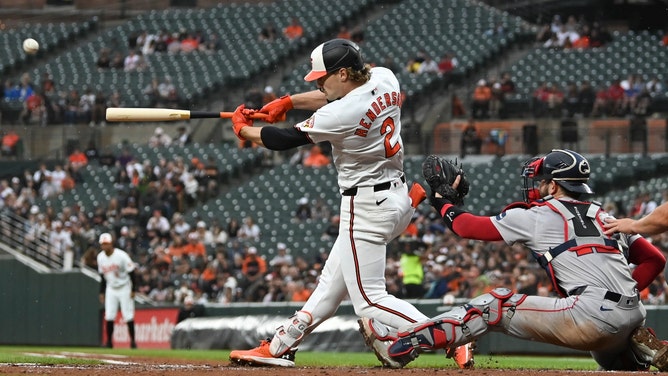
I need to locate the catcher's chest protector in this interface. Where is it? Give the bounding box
[533,198,622,295]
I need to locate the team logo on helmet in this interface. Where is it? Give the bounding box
[578,160,590,175]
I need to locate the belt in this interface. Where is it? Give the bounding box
[568,286,622,303]
[342,176,406,196]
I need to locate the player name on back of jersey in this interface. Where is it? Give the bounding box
[356,90,402,136]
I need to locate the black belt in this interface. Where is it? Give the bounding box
[568,286,622,303]
[342,176,406,196]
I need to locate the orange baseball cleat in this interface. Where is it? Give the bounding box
[447,341,475,369]
[229,338,296,367]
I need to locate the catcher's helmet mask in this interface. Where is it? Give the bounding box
[522,149,593,202]
[304,38,364,81]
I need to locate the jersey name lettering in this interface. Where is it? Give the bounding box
[356,91,402,135]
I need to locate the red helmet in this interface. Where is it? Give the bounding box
[521,149,593,202]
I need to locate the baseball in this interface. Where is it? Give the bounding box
[23,38,39,54]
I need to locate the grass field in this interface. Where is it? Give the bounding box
[0,346,599,370]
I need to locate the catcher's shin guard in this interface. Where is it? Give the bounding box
[389,288,523,359]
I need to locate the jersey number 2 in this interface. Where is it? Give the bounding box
[381,117,401,158]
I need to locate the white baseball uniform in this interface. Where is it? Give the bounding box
[293,67,428,331]
[98,247,136,322]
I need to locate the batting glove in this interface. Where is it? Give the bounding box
[259,95,293,123]
[232,104,253,141]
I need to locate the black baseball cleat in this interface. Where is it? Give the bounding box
[104,342,113,348]
[131,341,137,349]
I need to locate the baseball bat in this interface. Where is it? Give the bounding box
[105,107,268,122]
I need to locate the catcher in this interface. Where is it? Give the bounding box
[360,149,668,371]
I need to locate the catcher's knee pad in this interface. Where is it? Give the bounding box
[270,310,312,356]
[468,287,525,326]
[389,288,525,357]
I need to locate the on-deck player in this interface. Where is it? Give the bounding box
[228,38,433,368]
[361,149,668,371]
[97,232,138,349]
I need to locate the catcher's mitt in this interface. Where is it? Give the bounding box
[422,155,470,206]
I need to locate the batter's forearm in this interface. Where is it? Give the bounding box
[239,126,265,147]
[290,90,328,111]
[632,203,668,235]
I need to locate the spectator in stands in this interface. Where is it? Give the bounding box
[175,125,192,147]
[96,48,112,70]
[563,81,580,117]
[50,164,66,195]
[67,147,88,182]
[535,23,554,44]
[3,79,20,100]
[157,76,176,107]
[259,22,277,42]
[146,208,171,246]
[239,246,267,300]
[226,217,241,239]
[270,242,294,267]
[459,118,482,158]
[167,32,182,53]
[238,216,260,242]
[287,280,312,302]
[336,25,352,40]
[303,144,331,167]
[577,80,596,117]
[471,79,491,119]
[294,196,312,221]
[91,90,107,126]
[79,88,95,125]
[176,295,205,323]
[203,33,222,51]
[182,231,206,260]
[107,89,125,108]
[148,127,172,147]
[590,22,612,47]
[154,29,170,53]
[1,130,21,158]
[143,77,160,107]
[533,82,563,117]
[109,51,124,69]
[195,220,214,248]
[437,53,458,74]
[180,33,200,53]
[20,91,44,126]
[123,49,142,72]
[63,89,80,124]
[350,27,365,44]
[283,18,304,41]
[417,54,439,74]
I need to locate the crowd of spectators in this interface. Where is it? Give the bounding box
[404,50,459,76]
[1,138,667,308]
[531,73,666,119]
[535,14,613,50]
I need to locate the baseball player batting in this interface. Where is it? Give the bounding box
[97,233,138,349]
[228,38,455,368]
[360,149,668,371]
